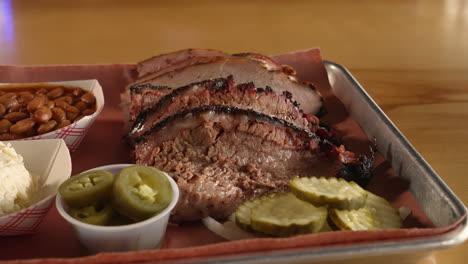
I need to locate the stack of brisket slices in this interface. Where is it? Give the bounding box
[124,49,373,223]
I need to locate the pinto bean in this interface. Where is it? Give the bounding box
[18,92,34,104]
[0,98,19,110]
[27,95,46,112]
[36,88,48,94]
[66,111,80,122]
[37,120,57,135]
[55,100,69,110]
[10,118,35,135]
[74,101,88,111]
[81,92,96,105]
[4,112,29,123]
[65,104,80,114]
[0,132,21,140]
[55,96,73,105]
[46,100,55,108]
[34,106,53,123]
[51,107,66,122]
[24,127,36,137]
[72,87,83,97]
[8,103,22,113]
[57,120,71,129]
[47,87,64,99]
[0,104,6,118]
[75,115,85,122]
[0,93,17,100]
[0,119,13,133]
[82,109,95,116]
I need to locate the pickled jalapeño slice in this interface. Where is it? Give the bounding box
[59,170,114,207]
[113,165,172,221]
[69,204,114,226]
[250,192,327,237]
[290,176,368,210]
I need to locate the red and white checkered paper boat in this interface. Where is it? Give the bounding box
[0,80,104,152]
[0,139,71,236]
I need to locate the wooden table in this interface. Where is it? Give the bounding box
[1,0,466,263]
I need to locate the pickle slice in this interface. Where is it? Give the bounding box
[329,208,375,230]
[235,197,264,232]
[69,204,114,226]
[113,165,172,221]
[290,176,368,210]
[364,192,402,229]
[250,192,327,237]
[330,191,402,230]
[59,170,114,207]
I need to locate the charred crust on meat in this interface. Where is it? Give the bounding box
[129,77,233,136]
[281,65,297,76]
[304,81,317,91]
[282,90,293,99]
[135,105,320,143]
[129,84,172,95]
[255,86,272,93]
[236,82,256,92]
[212,75,233,91]
[231,53,249,57]
[129,77,314,140]
[315,106,327,118]
[337,142,376,188]
[281,90,301,108]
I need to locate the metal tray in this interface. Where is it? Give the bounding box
[158,61,467,264]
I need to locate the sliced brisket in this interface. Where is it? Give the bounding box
[128,76,320,140]
[128,56,323,116]
[137,48,228,78]
[133,105,372,222]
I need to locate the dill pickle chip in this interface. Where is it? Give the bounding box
[330,191,402,231]
[290,176,368,210]
[250,192,327,237]
[364,192,402,229]
[235,197,264,232]
[329,208,375,230]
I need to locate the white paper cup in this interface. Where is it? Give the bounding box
[55,164,179,253]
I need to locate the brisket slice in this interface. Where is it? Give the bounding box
[132,52,284,87]
[128,76,321,140]
[128,56,323,116]
[137,48,228,78]
[123,56,227,121]
[133,105,373,222]
[125,53,286,111]
[134,56,226,86]
[127,84,172,121]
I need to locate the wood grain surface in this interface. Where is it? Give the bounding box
[0,0,466,263]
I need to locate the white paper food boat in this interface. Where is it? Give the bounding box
[0,139,71,236]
